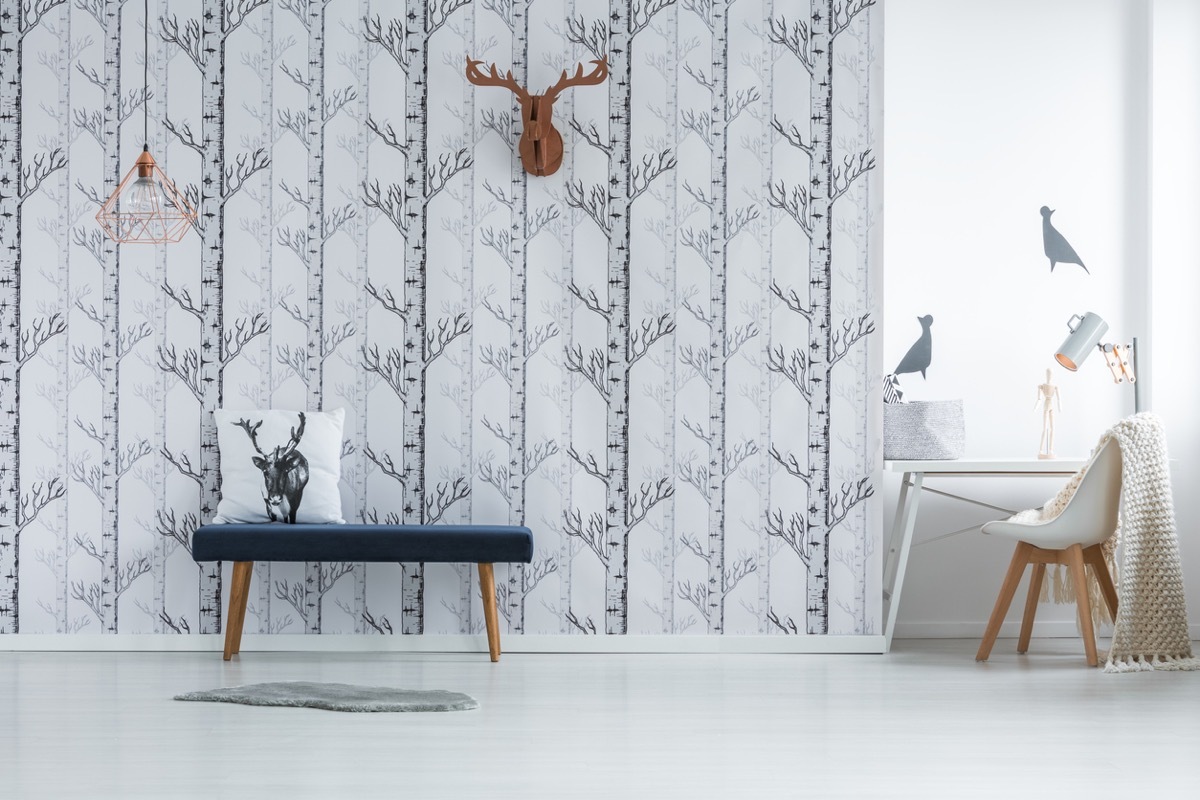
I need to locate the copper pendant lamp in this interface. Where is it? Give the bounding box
[96,0,196,244]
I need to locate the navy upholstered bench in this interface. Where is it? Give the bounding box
[191,523,534,662]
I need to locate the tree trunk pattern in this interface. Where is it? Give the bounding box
[756,0,776,635]
[255,0,276,632]
[0,0,24,635]
[806,2,834,635]
[455,0,477,635]
[158,0,272,634]
[303,0,326,412]
[554,0,578,635]
[54,0,76,633]
[850,10,875,634]
[704,0,730,634]
[805,0,875,633]
[351,0,371,633]
[658,1,680,635]
[562,0,676,635]
[195,1,226,634]
[97,0,124,636]
[153,231,172,633]
[152,3,172,633]
[504,0,530,635]
[400,4,430,635]
[302,0,328,635]
[602,2,634,636]
[0,0,72,633]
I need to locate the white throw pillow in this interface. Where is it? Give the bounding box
[213,408,346,525]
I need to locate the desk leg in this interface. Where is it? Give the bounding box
[883,472,923,653]
[882,474,912,600]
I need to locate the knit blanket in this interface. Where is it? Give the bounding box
[1007,414,1198,672]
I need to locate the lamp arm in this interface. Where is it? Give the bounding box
[1132,337,1141,414]
[1100,339,1142,413]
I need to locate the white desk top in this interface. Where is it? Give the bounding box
[883,458,1088,475]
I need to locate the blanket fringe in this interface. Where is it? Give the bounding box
[1104,653,1200,673]
[1045,560,1116,629]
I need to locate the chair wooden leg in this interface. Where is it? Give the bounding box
[1084,545,1119,620]
[231,561,253,655]
[977,542,1031,662]
[1066,544,1098,667]
[478,563,501,663]
[1017,562,1045,655]
[223,561,253,661]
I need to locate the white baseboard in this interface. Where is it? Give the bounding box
[7,627,1197,651]
[894,621,1200,639]
[0,633,887,655]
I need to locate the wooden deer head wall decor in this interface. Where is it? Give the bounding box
[466,56,609,177]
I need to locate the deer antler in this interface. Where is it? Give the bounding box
[543,57,609,101]
[233,418,266,456]
[465,57,531,103]
[280,412,306,456]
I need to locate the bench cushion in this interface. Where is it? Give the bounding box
[191,524,533,564]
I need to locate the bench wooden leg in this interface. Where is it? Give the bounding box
[232,561,253,655]
[478,563,501,662]
[223,561,253,661]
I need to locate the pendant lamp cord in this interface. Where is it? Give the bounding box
[143,0,149,150]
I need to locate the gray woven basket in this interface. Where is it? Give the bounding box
[883,400,965,460]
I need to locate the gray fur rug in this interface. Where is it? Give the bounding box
[174,681,478,712]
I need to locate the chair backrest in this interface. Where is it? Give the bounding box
[1051,438,1123,548]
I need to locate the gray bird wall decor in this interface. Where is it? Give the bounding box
[884,315,933,403]
[895,315,933,378]
[1040,206,1089,273]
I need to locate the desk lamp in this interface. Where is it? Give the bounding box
[1054,311,1140,412]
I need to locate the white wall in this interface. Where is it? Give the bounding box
[884,0,1199,637]
[1149,0,1200,634]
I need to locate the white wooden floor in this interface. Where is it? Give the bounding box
[2,639,1197,799]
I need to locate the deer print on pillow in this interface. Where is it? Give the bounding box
[232,413,310,524]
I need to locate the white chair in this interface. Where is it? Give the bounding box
[975,440,1122,666]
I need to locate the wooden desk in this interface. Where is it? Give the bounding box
[881,459,1087,652]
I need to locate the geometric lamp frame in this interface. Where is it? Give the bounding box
[96,148,197,244]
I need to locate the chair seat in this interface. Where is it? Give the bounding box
[981,440,1121,550]
[981,518,1108,549]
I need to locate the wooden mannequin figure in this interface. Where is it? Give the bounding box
[1035,367,1062,459]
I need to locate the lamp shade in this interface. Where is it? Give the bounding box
[96,149,197,244]
[1055,312,1109,371]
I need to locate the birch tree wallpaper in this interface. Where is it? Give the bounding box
[0,0,881,638]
